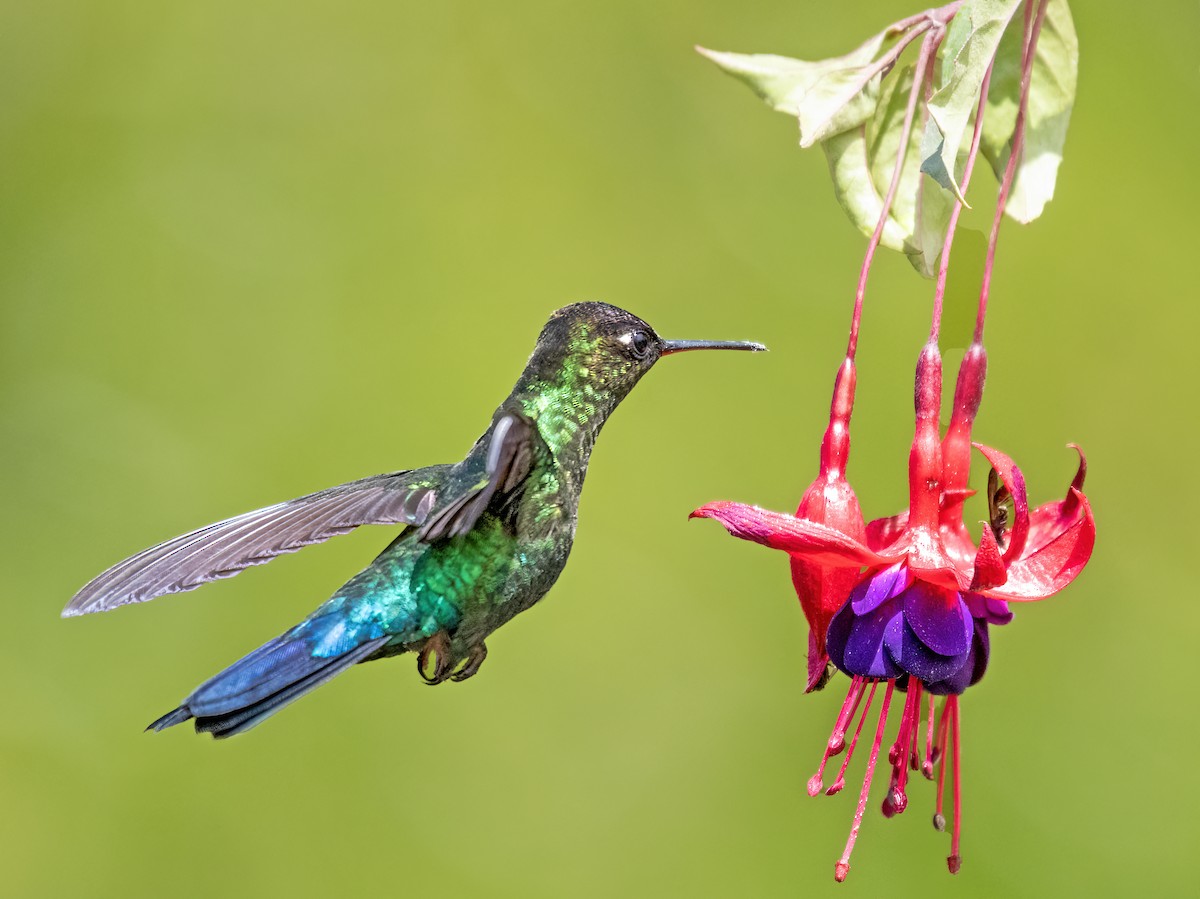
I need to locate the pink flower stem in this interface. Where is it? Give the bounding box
[825,21,950,486]
[928,61,994,343]
[846,1,961,112]
[834,680,895,882]
[823,4,963,484]
[889,2,963,38]
[936,0,1039,508]
[900,27,962,530]
[930,60,994,512]
[974,0,1050,344]
[845,29,940,361]
[851,22,931,103]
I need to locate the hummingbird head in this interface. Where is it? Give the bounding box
[528,301,764,401]
[513,302,764,452]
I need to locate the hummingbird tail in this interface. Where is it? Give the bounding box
[148,632,390,738]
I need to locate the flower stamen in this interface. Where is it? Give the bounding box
[923,690,937,779]
[827,680,877,796]
[809,675,866,795]
[933,697,950,831]
[948,695,964,874]
[834,680,895,882]
[909,687,924,773]
[883,681,922,817]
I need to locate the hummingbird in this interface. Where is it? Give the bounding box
[65,302,764,737]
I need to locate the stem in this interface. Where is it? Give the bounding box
[821,2,966,489]
[929,61,994,343]
[889,1,963,36]
[846,28,940,360]
[856,21,931,93]
[846,0,964,109]
[975,0,1050,343]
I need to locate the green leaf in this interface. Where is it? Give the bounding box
[919,0,1023,202]
[697,27,900,147]
[822,65,954,277]
[913,157,956,276]
[823,129,908,254]
[981,0,1078,223]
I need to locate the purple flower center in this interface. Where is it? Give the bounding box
[826,564,1009,695]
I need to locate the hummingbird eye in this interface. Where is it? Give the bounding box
[624,329,652,359]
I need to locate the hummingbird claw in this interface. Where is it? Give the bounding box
[450,643,488,682]
[417,632,453,685]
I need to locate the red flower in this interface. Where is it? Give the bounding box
[789,357,867,692]
[693,346,1094,606]
[691,342,1095,878]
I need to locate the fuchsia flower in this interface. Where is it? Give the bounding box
[693,342,1094,878]
[691,0,1095,879]
[788,357,866,692]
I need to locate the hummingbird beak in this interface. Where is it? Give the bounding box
[659,339,767,356]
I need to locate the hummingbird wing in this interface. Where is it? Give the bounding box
[417,410,538,542]
[63,466,451,617]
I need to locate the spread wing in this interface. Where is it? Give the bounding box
[417,411,538,542]
[64,466,451,617]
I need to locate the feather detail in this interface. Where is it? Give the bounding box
[417,411,536,542]
[148,634,389,738]
[65,468,448,616]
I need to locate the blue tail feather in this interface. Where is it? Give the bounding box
[149,627,390,738]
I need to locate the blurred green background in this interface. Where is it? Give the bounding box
[2,1,1195,895]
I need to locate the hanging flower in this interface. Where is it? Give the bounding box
[692,343,1095,878]
[693,0,1092,879]
[789,357,867,692]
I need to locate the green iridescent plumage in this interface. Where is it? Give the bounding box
[65,303,763,737]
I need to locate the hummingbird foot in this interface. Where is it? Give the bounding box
[450,642,488,682]
[416,632,453,685]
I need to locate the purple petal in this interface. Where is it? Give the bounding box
[925,622,991,696]
[968,620,991,687]
[825,598,855,675]
[985,597,1013,626]
[883,616,970,684]
[964,592,1014,626]
[850,562,910,615]
[842,599,903,679]
[903,583,972,656]
[926,648,974,694]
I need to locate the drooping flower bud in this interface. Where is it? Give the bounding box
[790,357,866,691]
[908,343,944,531]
